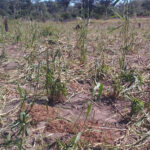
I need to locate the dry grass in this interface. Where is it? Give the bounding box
[0,18,150,149]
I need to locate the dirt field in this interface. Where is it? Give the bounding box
[0,18,150,149]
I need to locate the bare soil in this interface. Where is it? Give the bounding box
[0,20,150,149]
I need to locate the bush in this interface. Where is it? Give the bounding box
[41,25,59,38]
[60,12,71,21]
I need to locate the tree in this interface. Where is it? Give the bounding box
[57,0,71,11]
[82,0,94,18]
[142,0,150,11]
[92,3,106,19]
[0,0,9,16]
[9,0,20,18]
[100,0,114,18]
[73,0,95,18]
[19,0,32,16]
[30,1,49,20]
[45,1,58,14]
[0,0,150,20]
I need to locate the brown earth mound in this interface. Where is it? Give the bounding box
[30,103,123,145]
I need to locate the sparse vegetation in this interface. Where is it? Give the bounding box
[0,0,150,150]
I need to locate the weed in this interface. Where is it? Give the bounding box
[41,26,54,37]
[76,21,88,64]
[96,40,106,54]
[57,132,82,150]
[45,49,67,104]
[0,24,5,43]
[112,77,122,99]
[5,85,31,150]
[127,95,145,116]
[45,68,67,104]
[14,23,22,44]
[95,55,109,80]
[41,25,59,40]
[0,47,6,60]
[12,111,31,150]
[92,82,103,101]
[120,69,135,83]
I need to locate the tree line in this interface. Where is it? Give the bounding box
[0,0,150,21]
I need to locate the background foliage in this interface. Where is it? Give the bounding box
[0,0,150,21]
